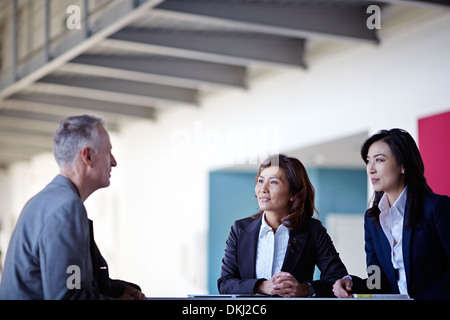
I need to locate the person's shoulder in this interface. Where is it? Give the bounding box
[40,184,83,212]
[23,177,85,223]
[363,208,378,225]
[422,192,450,216]
[294,217,327,237]
[224,216,259,241]
[233,215,258,228]
[423,192,449,204]
[229,215,261,234]
[43,175,78,196]
[301,216,323,229]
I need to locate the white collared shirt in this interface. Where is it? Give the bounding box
[379,186,408,295]
[255,212,290,280]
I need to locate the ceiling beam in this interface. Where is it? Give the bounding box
[0,152,33,167]
[0,143,51,160]
[0,130,53,150]
[108,28,306,68]
[0,108,120,139]
[5,93,156,121]
[0,115,59,134]
[377,0,450,7]
[0,0,165,99]
[65,54,247,89]
[153,0,379,42]
[34,74,198,108]
[0,107,68,122]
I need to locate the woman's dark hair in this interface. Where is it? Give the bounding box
[252,154,318,229]
[361,128,432,227]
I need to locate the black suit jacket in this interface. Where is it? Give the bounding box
[217,215,348,297]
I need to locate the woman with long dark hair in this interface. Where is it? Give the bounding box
[333,128,450,299]
[218,154,348,297]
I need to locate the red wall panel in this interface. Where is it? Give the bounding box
[418,110,450,196]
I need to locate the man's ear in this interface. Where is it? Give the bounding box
[80,147,94,167]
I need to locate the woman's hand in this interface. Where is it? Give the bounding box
[118,285,146,300]
[255,272,309,297]
[333,277,353,298]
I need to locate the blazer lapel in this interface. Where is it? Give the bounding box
[281,228,308,273]
[238,215,261,279]
[402,203,412,289]
[371,220,398,288]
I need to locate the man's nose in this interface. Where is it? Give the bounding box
[111,154,117,167]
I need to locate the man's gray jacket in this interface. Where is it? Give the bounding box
[0,175,138,299]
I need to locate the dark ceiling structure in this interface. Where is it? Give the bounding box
[0,0,448,168]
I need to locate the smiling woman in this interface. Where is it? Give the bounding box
[217,154,349,298]
[252,154,317,230]
[255,166,292,227]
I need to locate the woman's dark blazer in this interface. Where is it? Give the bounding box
[357,192,450,300]
[217,214,348,297]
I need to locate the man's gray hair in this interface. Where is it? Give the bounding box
[53,115,105,166]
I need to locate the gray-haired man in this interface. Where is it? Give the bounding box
[0,115,145,299]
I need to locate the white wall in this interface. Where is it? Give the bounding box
[326,214,366,278]
[1,7,449,296]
